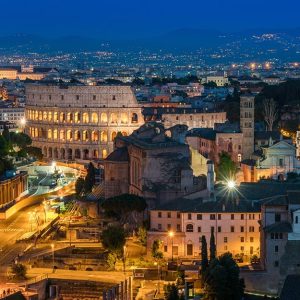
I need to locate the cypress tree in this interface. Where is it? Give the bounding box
[201,235,208,273]
[210,230,216,261]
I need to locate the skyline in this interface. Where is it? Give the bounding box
[1,0,300,39]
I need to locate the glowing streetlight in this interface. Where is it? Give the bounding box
[20,118,26,127]
[51,243,55,269]
[227,180,236,189]
[52,161,57,172]
[168,231,174,261]
[250,63,256,70]
[265,62,271,69]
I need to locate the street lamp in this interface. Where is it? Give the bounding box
[227,180,236,189]
[168,230,174,261]
[123,245,127,275]
[51,243,55,270]
[154,262,160,294]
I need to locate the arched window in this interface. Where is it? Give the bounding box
[102,149,108,159]
[110,113,117,124]
[111,131,117,141]
[74,130,81,141]
[74,112,81,123]
[121,113,128,124]
[59,130,65,140]
[101,113,108,123]
[34,128,38,137]
[131,113,138,123]
[93,150,99,158]
[100,131,108,142]
[91,131,99,142]
[82,130,89,141]
[53,112,58,122]
[82,112,89,123]
[60,112,65,122]
[43,111,47,120]
[66,130,72,141]
[53,129,58,140]
[91,113,98,123]
[34,110,38,120]
[67,112,73,122]
[186,224,194,232]
[47,129,52,139]
[38,111,42,121]
[48,111,52,121]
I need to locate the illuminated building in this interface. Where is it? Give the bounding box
[25,83,144,160]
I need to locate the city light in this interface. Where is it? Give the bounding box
[168,230,174,238]
[227,180,236,189]
[250,63,256,69]
[20,118,26,126]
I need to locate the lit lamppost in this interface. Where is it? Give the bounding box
[51,243,55,270]
[154,261,160,294]
[168,231,174,261]
[123,245,127,275]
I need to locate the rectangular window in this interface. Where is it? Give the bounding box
[198,226,201,233]
[224,237,228,243]
[249,226,255,232]
[241,246,244,252]
[275,213,281,222]
[231,226,235,232]
[211,226,215,233]
[197,214,202,220]
[167,212,171,218]
[76,95,79,100]
[158,224,162,230]
[167,224,171,230]
[249,214,252,220]
[61,95,64,100]
[218,214,222,220]
[218,226,221,233]
[164,245,168,252]
[231,214,234,220]
[210,214,216,220]
[241,226,244,232]
[275,245,279,253]
[158,212,162,218]
[177,224,181,232]
[274,261,279,267]
[250,237,254,243]
[241,214,244,220]
[93,95,96,100]
[241,237,244,243]
[188,213,192,220]
[177,212,181,219]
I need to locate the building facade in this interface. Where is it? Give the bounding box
[25,83,144,161]
[0,107,25,125]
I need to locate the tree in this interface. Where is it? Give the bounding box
[216,152,237,181]
[263,98,278,131]
[203,253,245,300]
[10,263,27,279]
[137,226,147,246]
[24,146,43,160]
[75,177,85,195]
[210,230,216,261]
[201,235,209,274]
[151,239,163,260]
[164,283,180,300]
[101,225,126,254]
[84,162,95,193]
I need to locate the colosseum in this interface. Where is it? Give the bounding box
[25,83,144,161]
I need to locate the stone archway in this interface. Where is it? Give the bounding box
[48,147,53,158]
[53,148,59,159]
[83,149,89,160]
[67,149,72,160]
[60,148,66,160]
[75,149,81,159]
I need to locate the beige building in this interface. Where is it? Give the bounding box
[204,75,229,87]
[148,198,261,260]
[25,83,144,161]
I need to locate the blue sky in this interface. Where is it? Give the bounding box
[1,0,300,38]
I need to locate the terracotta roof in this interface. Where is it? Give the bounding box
[105,147,129,162]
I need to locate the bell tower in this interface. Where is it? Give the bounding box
[240,95,254,160]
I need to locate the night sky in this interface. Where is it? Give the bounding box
[1,0,300,38]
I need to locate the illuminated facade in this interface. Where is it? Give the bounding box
[25,84,144,160]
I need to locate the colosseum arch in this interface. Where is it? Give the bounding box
[82,112,89,123]
[60,148,66,159]
[74,112,81,123]
[111,131,117,141]
[53,148,59,159]
[121,113,128,124]
[66,130,72,141]
[67,149,72,160]
[82,130,89,141]
[60,112,66,122]
[121,131,128,136]
[34,110,38,120]
[53,129,58,140]
[34,128,38,137]
[43,111,47,120]
[48,147,53,158]
[91,131,99,142]
[48,111,52,121]
[91,112,98,123]
[53,112,58,122]
[74,130,81,141]
[131,113,138,123]
[102,149,108,159]
[110,113,118,124]
[100,131,108,143]
[47,129,52,139]
[59,130,65,140]
[75,149,81,159]
[100,113,108,123]
[92,149,99,159]
[67,112,73,122]
[83,149,89,160]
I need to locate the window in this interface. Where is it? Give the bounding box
[231,226,235,232]
[198,226,201,233]
[250,237,254,243]
[275,213,281,222]
[131,113,138,123]
[167,212,171,218]
[187,244,193,256]
[296,216,299,224]
[61,95,64,100]
[76,95,79,100]
[210,214,216,220]
[167,224,171,230]
[249,226,255,232]
[218,214,221,220]
[164,245,168,252]
[211,226,215,233]
[158,212,162,218]
[278,158,283,167]
[240,237,245,243]
[197,214,202,220]
[241,214,244,220]
[274,261,279,267]
[218,226,221,233]
[158,224,162,230]
[241,226,244,232]
[224,237,228,243]
[177,224,181,232]
[112,95,116,100]
[93,95,96,100]
[241,246,244,252]
[186,224,194,232]
[177,212,180,219]
[231,214,234,220]
[188,213,192,220]
[275,245,279,253]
